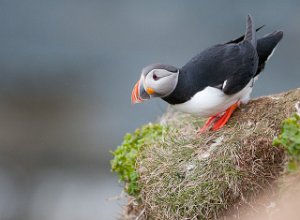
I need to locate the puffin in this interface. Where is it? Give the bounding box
[131,15,283,132]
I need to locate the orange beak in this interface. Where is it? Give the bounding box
[131,80,144,104]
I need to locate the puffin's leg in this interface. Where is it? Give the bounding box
[212,101,240,131]
[199,115,219,133]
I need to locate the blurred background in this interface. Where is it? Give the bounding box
[0,1,299,219]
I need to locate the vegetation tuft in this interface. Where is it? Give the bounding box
[118,88,300,220]
[273,113,300,171]
[111,123,167,196]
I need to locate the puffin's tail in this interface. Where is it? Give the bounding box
[255,30,283,76]
[244,14,256,48]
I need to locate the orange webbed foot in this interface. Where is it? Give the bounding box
[199,115,219,133]
[198,101,240,134]
[212,101,240,131]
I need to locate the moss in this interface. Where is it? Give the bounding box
[111,123,167,196]
[273,113,300,171]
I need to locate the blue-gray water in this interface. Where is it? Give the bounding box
[0,1,299,219]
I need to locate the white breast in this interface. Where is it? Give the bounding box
[172,81,253,117]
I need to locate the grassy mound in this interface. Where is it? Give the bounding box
[118,88,300,220]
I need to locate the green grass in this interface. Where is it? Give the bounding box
[273,113,300,171]
[111,123,167,196]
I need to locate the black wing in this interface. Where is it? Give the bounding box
[221,42,258,94]
[186,42,259,95]
[226,27,283,77]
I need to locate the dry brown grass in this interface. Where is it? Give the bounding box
[122,88,300,220]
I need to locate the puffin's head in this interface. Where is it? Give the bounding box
[131,64,179,104]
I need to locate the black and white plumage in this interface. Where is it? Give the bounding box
[131,15,283,131]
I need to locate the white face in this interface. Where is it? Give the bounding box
[131,64,180,104]
[143,68,179,97]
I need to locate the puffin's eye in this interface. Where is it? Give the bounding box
[153,73,158,81]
